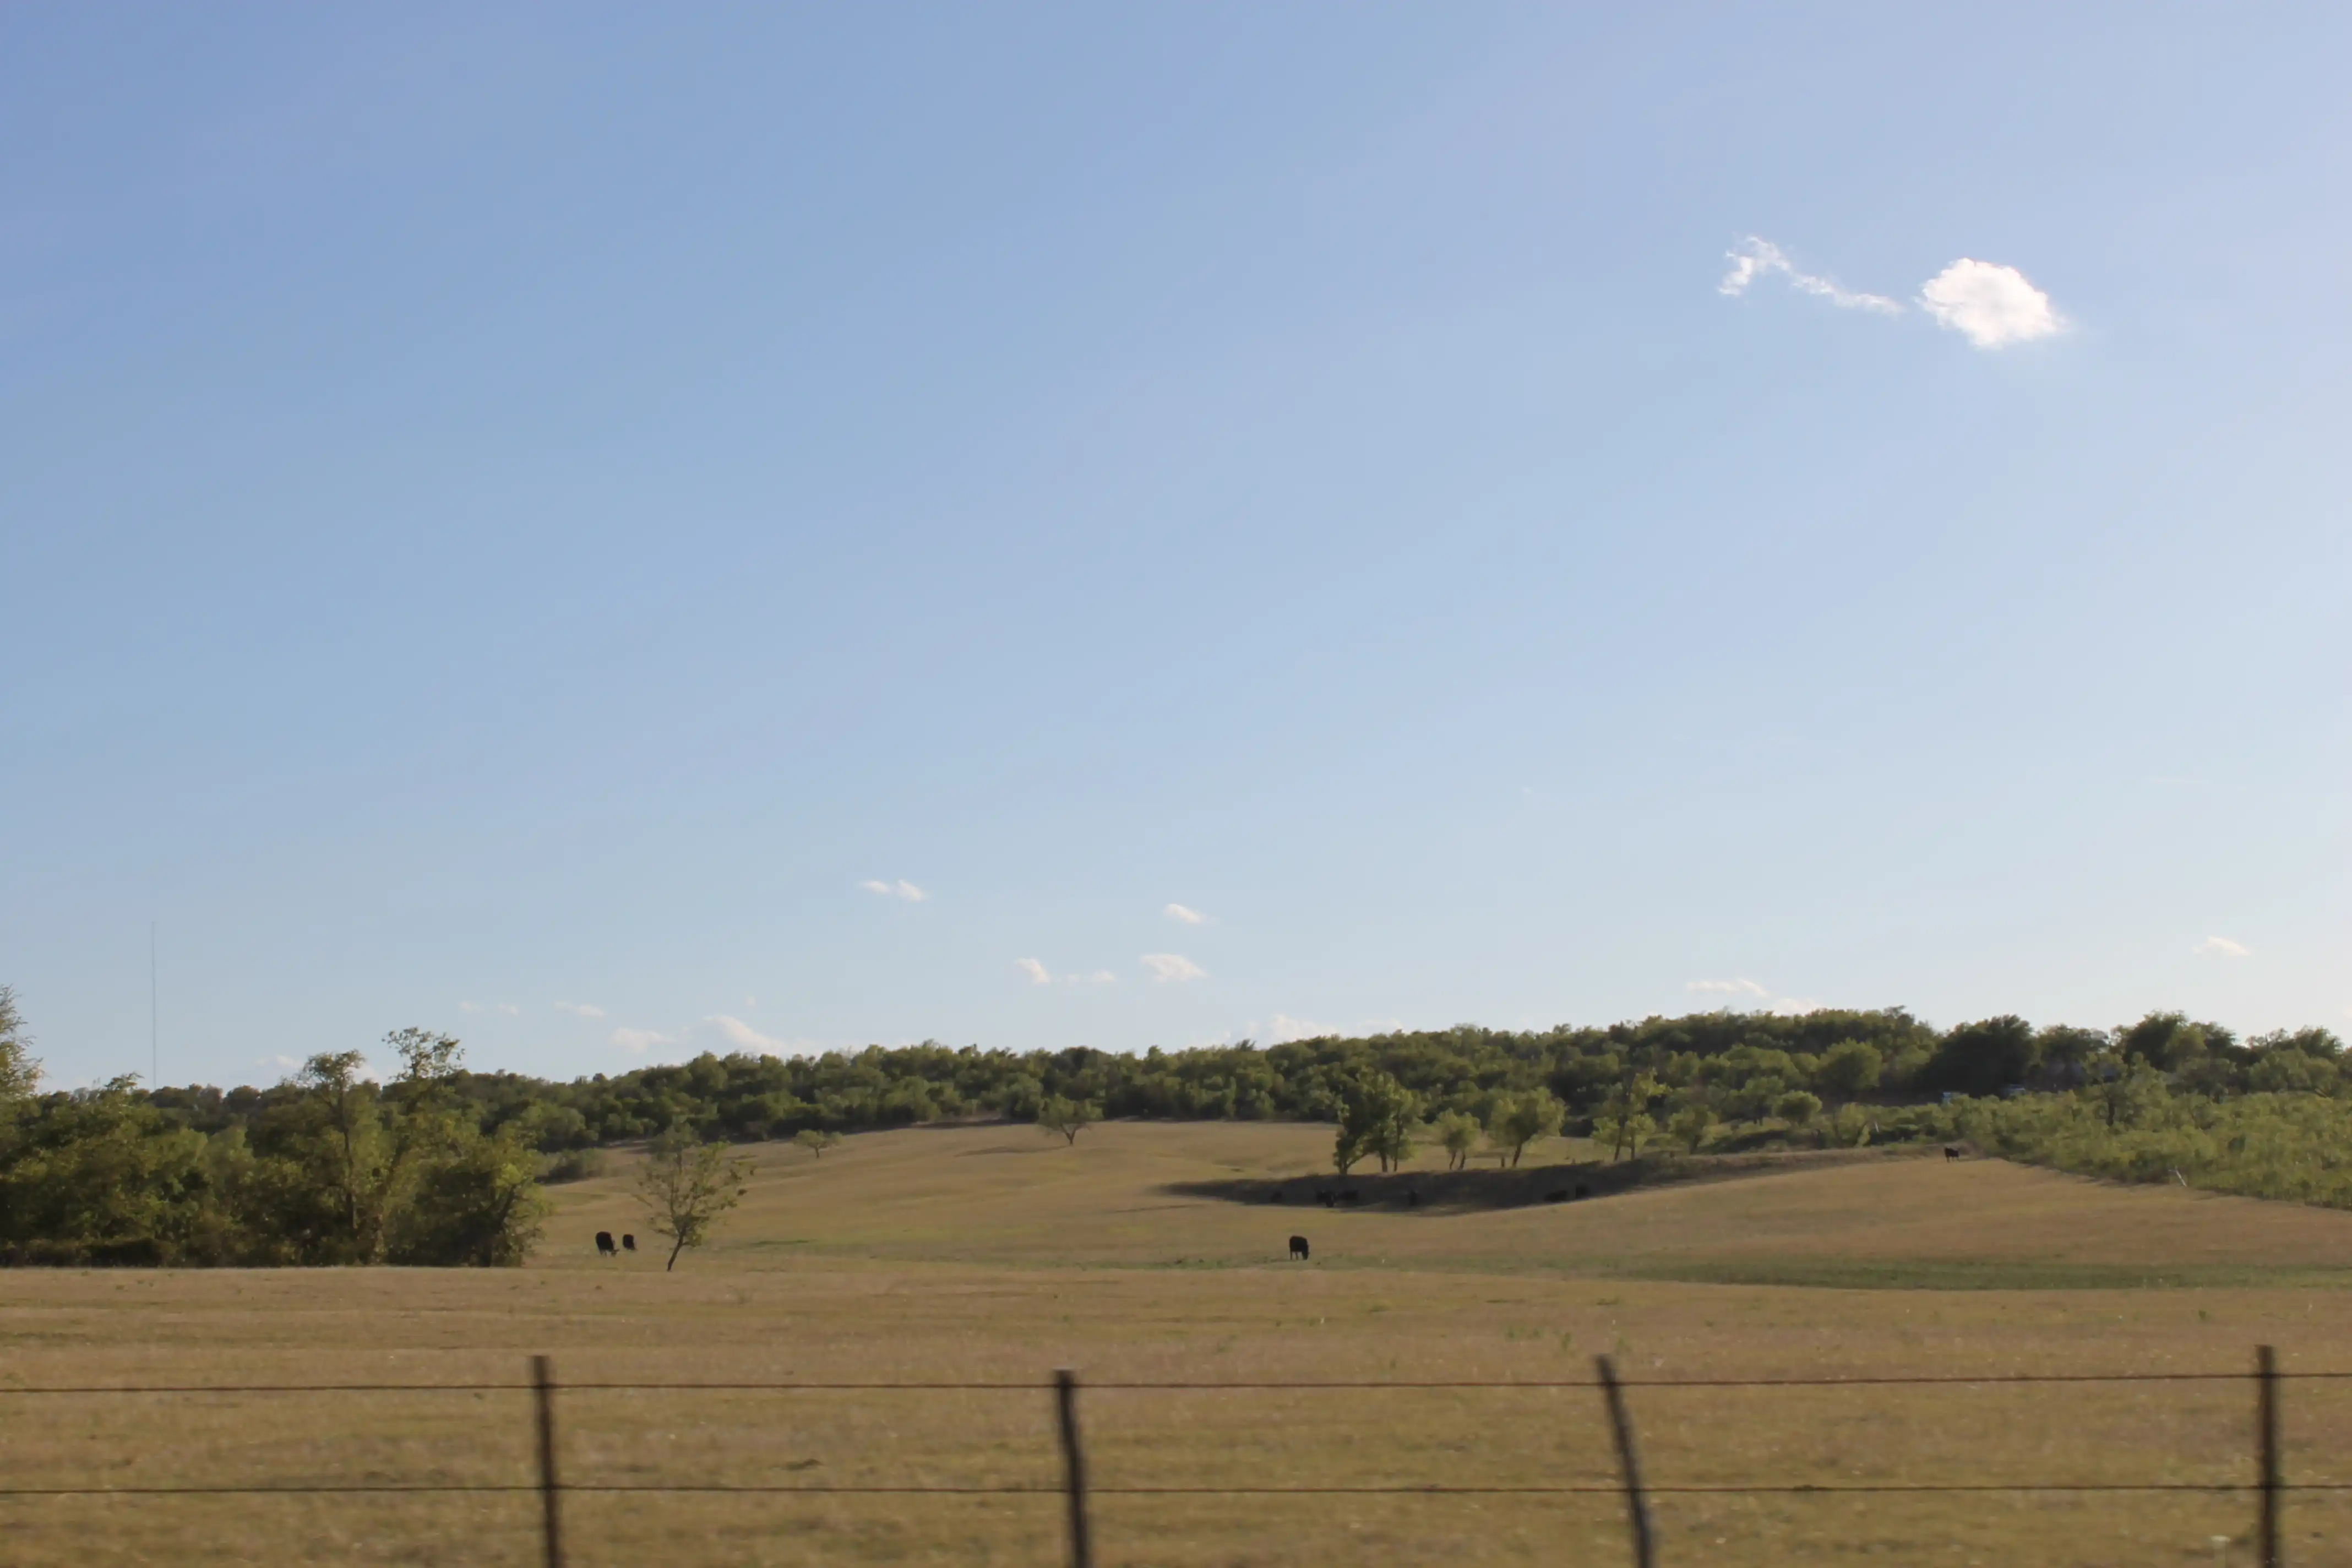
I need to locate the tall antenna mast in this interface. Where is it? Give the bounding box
[150,920,158,1090]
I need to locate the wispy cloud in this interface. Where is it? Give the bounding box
[1919,259,2065,348]
[1164,903,1207,925]
[611,1026,674,1055]
[1017,959,1118,986]
[1687,978,1771,999]
[553,1001,606,1020]
[1142,952,1207,983]
[1720,240,2065,351]
[859,879,929,902]
[1719,237,1901,314]
[707,1014,785,1051]
[2195,935,2251,959]
[459,1001,521,1017]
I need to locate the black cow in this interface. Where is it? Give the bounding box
[621,1234,637,1252]
[1315,1190,1335,1207]
[595,1231,617,1256]
[1943,1146,1963,1161]
[1288,1235,1310,1261]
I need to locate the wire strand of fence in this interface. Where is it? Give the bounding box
[9,1481,2352,1499]
[4,1369,2348,1396]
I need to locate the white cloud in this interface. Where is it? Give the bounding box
[707,1014,786,1051]
[459,1001,520,1016]
[1687,978,1771,998]
[1164,903,1207,925]
[554,1001,607,1020]
[859,879,928,902]
[2195,935,2251,959]
[1918,258,2064,348]
[1142,952,1207,983]
[610,1026,674,1055]
[1256,1013,1405,1044]
[1018,959,1119,986]
[1719,237,1902,314]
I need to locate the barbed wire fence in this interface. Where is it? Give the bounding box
[0,1349,2326,1567]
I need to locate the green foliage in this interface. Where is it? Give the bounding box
[633,1133,754,1271]
[1954,1085,2352,1209]
[0,1010,547,1268]
[1491,1089,1565,1167]
[794,1128,842,1158]
[1774,1090,1822,1130]
[1433,1110,1483,1170]
[1036,1096,1099,1146]
[1667,1102,1718,1154]
[1335,1070,1420,1174]
[1826,1103,1875,1148]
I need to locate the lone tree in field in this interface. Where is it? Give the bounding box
[1036,1096,1099,1146]
[793,1128,840,1159]
[634,1132,754,1271]
[1490,1090,1564,1167]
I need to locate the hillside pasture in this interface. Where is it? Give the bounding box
[6,1120,2352,1566]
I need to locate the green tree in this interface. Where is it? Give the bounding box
[1924,1016,2039,1098]
[1036,1097,1099,1146]
[1826,1102,1875,1148]
[1490,1090,1564,1167]
[1434,1110,1482,1170]
[1774,1090,1822,1136]
[1814,1041,1882,1099]
[794,1128,842,1158]
[633,1133,754,1271]
[0,985,36,1102]
[1667,1101,1717,1154]
[1335,1070,1420,1173]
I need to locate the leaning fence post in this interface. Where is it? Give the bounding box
[1054,1368,1094,1568]
[532,1354,567,1568]
[2257,1344,2281,1568]
[1596,1355,1656,1568]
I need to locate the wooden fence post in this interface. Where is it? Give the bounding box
[1596,1355,1655,1568]
[1054,1369,1094,1568]
[533,1354,566,1568]
[2258,1344,2281,1568]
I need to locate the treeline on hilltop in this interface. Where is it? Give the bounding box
[7,981,2351,1266]
[130,1006,2349,1148]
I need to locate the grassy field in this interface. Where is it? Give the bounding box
[9,1120,2352,1566]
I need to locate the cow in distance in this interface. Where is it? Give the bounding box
[1943,1146,1963,1161]
[621,1234,637,1252]
[595,1231,617,1257]
[1288,1235,1310,1261]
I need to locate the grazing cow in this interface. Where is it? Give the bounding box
[1943,1146,1963,1161]
[1288,1235,1310,1261]
[1544,1189,1570,1204]
[621,1234,637,1252]
[1315,1190,1335,1207]
[595,1231,617,1257]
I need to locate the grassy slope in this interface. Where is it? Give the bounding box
[9,1120,2352,1567]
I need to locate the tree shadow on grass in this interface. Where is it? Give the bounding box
[1163,1147,1910,1215]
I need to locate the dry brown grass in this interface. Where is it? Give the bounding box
[7,1120,2352,1566]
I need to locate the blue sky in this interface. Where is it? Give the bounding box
[4,6,2346,1088]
